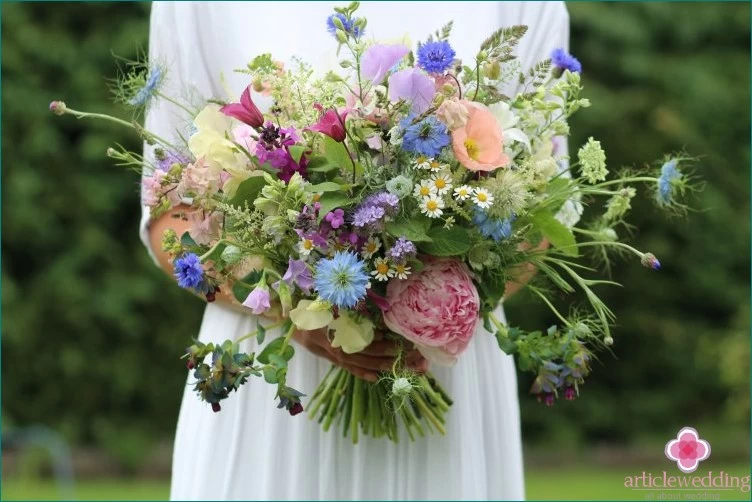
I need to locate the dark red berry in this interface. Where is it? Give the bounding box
[186,359,195,370]
[564,386,577,401]
[544,393,555,407]
[206,291,216,303]
[211,402,221,413]
[289,402,304,416]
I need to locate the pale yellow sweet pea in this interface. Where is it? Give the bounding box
[329,311,374,354]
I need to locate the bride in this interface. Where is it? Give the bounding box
[141,2,572,499]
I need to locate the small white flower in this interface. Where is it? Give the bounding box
[413,180,437,200]
[453,185,473,201]
[394,263,412,280]
[413,155,433,170]
[420,195,445,218]
[371,257,395,281]
[428,159,447,172]
[431,172,453,196]
[472,188,494,209]
[361,237,382,259]
[388,126,403,146]
[299,238,315,256]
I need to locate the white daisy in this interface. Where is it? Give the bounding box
[361,237,382,259]
[431,172,453,196]
[298,238,316,256]
[428,159,447,172]
[420,195,445,218]
[413,155,432,170]
[413,180,437,200]
[371,257,395,281]
[472,187,494,209]
[394,263,412,280]
[453,185,473,201]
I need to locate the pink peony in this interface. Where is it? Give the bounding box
[383,258,480,366]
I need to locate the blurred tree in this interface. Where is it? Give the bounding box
[1,2,749,468]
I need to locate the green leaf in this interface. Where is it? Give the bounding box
[307,156,338,173]
[288,145,307,164]
[530,210,578,257]
[180,232,198,248]
[417,226,472,256]
[306,182,345,193]
[203,243,227,264]
[385,217,433,243]
[268,353,288,369]
[256,325,266,345]
[231,270,263,303]
[323,136,352,170]
[496,333,518,355]
[256,338,294,364]
[263,366,279,384]
[227,176,267,207]
[317,192,357,221]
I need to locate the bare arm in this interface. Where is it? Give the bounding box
[503,238,550,300]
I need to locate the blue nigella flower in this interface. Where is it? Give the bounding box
[400,115,451,158]
[656,159,682,205]
[550,48,582,75]
[128,67,163,107]
[174,253,205,289]
[314,251,370,308]
[472,208,514,242]
[326,13,364,39]
[417,40,456,74]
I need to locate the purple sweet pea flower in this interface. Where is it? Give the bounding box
[388,68,436,114]
[276,258,314,294]
[361,44,410,85]
[242,286,271,315]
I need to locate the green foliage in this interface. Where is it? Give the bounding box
[507,2,750,447]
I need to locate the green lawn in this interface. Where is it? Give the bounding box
[3,464,750,500]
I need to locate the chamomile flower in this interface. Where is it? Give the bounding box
[420,195,445,218]
[371,257,395,281]
[413,180,437,199]
[394,263,412,280]
[299,237,316,257]
[472,187,494,209]
[413,156,432,170]
[431,172,453,195]
[428,159,447,172]
[361,237,382,259]
[454,185,473,201]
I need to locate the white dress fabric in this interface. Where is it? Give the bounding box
[141,2,571,500]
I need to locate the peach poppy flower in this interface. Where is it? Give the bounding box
[451,101,509,172]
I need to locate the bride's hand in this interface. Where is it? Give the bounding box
[292,328,428,382]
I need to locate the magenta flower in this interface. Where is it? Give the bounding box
[307,104,348,142]
[324,209,345,229]
[221,85,264,128]
[388,68,436,114]
[242,285,271,315]
[665,427,711,473]
[361,44,410,85]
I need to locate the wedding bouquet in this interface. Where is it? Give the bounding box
[52,2,700,443]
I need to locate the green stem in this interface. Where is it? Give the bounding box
[528,286,571,326]
[595,177,658,188]
[60,107,176,149]
[235,320,285,344]
[155,91,195,117]
[199,239,230,261]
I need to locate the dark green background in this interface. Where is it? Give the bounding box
[2,2,749,471]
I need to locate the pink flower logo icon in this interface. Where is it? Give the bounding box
[665,427,711,473]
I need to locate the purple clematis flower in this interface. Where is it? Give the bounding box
[388,68,436,114]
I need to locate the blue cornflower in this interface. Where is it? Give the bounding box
[386,238,417,264]
[656,159,682,205]
[314,251,370,308]
[417,41,456,74]
[128,67,163,107]
[472,208,514,242]
[174,253,205,289]
[400,115,450,157]
[551,48,582,75]
[326,13,364,39]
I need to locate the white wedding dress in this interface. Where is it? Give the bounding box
[140,2,571,500]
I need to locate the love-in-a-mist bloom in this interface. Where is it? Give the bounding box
[221,85,264,128]
[383,258,480,365]
[314,251,370,308]
[452,101,510,171]
[656,159,682,206]
[400,115,451,157]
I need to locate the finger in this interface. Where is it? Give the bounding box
[331,348,396,373]
[341,364,379,383]
[406,350,429,373]
[359,339,401,357]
